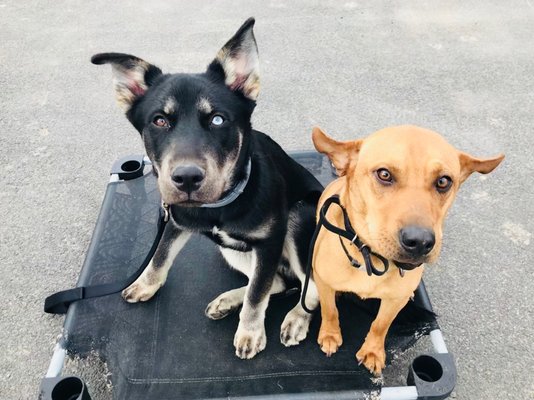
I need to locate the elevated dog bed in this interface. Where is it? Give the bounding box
[40,152,455,400]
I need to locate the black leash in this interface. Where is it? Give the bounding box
[301,195,390,314]
[44,204,170,314]
[45,193,403,316]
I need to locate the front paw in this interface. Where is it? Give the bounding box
[356,340,386,376]
[122,280,161,303]
[205,291,242,320]
[318,328,343,357]
[233,323,266,359]
[280,309,312,347]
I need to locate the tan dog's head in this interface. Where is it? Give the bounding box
[313,125,504,267]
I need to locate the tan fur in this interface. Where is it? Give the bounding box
[311,125,504,375]
[197,97,212,114]
[164,97,177,115]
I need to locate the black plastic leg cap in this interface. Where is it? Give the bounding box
[110,154,145,180]
[407,353,456,400]
[39,376,92,400]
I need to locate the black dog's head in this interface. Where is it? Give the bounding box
[93,18,259,206]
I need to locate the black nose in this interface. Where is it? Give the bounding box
[399,226,435,258]
[171,165,205,194]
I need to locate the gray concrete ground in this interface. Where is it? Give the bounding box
[1,1,533,399]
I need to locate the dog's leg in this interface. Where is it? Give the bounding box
[206,247,286,320]
[280,279,318,346]
[205,275,286,320]
[233,240,283,359]
[280,238,319,347]
[210,248,254,319]
[356,297,409,376]
[205,286,247,320]
[316,273,343,356]
[122,224,191,302]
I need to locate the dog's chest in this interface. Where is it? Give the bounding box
[206,226,252,252]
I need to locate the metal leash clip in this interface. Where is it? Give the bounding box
[162,202,170,222]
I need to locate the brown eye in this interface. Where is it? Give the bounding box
[152,115,169,128]
[376,168,393,184]
[436,176,453,192]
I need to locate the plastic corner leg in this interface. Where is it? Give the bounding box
[407,353,456,400]
[110,154,145,180]
[39,376,92,400]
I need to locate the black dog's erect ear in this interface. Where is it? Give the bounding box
[207,18,260,101]
[91,53,162,112]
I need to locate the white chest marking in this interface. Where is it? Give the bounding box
[212,226,247,247]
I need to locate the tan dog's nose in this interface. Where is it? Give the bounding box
[399,226,435,258]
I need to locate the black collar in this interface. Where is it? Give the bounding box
[200,158,252,208]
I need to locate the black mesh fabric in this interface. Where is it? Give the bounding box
[63,153,437,399]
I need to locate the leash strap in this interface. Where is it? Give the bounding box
[44,205,169,314]
[301,195,389,314]
[319,195,389,276]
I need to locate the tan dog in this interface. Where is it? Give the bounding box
[311,125,504,376]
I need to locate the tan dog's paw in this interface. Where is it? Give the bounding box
[233,323,266,359]
[318,329,343,357]
[356,342,386,376]
[205,291,242,320]
[280,309,312,347]
[121,280,160,303]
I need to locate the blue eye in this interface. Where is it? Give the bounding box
[210,115,225,126]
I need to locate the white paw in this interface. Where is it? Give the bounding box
[205,291,243,320]
[233,323,266,359]
[121,280,161,303]
[280,309,312,347]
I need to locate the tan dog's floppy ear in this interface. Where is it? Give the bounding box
[312,127,362,176]
[458,152,505,183]
[92,53,162,112]
[207,18,260,101]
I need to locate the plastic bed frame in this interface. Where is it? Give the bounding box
[39,152,456,400]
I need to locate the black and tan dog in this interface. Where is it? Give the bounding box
[312,125,503,375]
[92,19,322,359]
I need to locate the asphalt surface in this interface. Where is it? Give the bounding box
[1,1,533,399]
